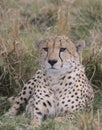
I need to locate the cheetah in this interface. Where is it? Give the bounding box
[7,36,94,126]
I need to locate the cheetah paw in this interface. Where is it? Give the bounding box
[31,119,41,128]
[55,117,63,122]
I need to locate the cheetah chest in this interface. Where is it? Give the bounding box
[46,70,88,115]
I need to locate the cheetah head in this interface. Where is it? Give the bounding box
[35,36,85,74]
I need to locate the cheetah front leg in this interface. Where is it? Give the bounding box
[6,78,36,116]
[26,87,55,127]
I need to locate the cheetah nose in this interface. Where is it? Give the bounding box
[48,59,57,66]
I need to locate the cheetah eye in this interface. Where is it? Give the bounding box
[43,47,48,52]
[60,48,66,52]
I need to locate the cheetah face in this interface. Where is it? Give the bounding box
[35,36,85,74]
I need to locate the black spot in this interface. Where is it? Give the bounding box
[75,92,78,95]
[61,76,65,80]
[76,74,79,76]
[76,96,79,99]
[73,89,75,92]
[20,97,23,100]
[64,89,67,92]
[43,114,47,120]
[65,104,68,107]
[81,81,84,84]
[35,100,39,104]
[47,100,52,107]
[72,101,74,104]
[72,106,74,109]
[68,76,71,79]
[23,91,26,95]
[69,82,72,85]
[23,87,27,90]
[29,91,32,94]
[75,67,77,69]
[16,101,19,104]
[32,82,34,85]
[68,71,72,73]
[61,108,63,111]
[37,76,41,79]
[35,107,39,110]
[62,97,65,99]
[37,112,42,115]
[43,74,45,76]
[36,102,38,105]
[44,79,46,82]
[71,95,74,98]
[36,95,40,99]
[34,79,37,82]
[57,103,59,106]
[28,81,31,84]
[59,91,62,93]
[43,102,47,107]
[24,98,27,103]
[38,81,41,84]
[76,108,78,111]
[65,83,68,86]
[45,94,49,97]
[68,100,71,102]
[31,88,33,90]
[37,89,40,92]
[29,86,31,89]
[62,101,65,104]
[60,83,63,85]
[65,110,68,114]
[37,71,40,74]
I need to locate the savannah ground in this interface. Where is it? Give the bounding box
[0,0,102,130]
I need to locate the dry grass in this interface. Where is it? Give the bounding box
[0,110,102,130]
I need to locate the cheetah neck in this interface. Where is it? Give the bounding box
[45,63,84,86]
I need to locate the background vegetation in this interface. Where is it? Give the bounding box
[0,0,102,130]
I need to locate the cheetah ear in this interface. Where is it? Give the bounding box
[74,40,85,54]
[33,40,40,49]
[34,40,45,50]
[74,40,85,63]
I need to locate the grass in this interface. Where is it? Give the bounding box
[0,0,102,129]
[0,109,102,130]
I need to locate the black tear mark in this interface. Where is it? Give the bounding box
[59,40,63,66]
[47,100,52,107]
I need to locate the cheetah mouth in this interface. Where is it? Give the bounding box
[49,67,57,70]
[49,66,59,71]
[47,66,59,71]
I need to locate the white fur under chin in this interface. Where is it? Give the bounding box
[44,64,76,80]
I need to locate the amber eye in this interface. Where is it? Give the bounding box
[60,48,66,52]
[43,47,48,52]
